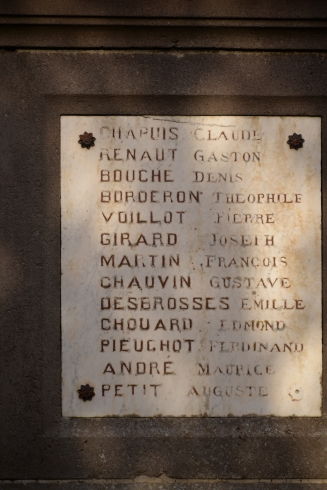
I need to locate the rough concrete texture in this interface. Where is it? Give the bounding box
[3,483,327,490]
[3,51,327,97]
[0,0,327,18]
[1,7,327,485]
[0,24,327,51]
[2,25,327,50]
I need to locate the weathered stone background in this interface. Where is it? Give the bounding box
[2,1,327,488]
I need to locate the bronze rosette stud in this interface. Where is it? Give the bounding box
[287,133,304,150]
[77,384,95,401]
[78,131,96,149]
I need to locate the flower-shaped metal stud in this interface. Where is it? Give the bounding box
[287,133,304,150]
[78,132,96,149]
[77,384,95,401]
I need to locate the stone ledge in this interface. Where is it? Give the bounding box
[3,480,327,489]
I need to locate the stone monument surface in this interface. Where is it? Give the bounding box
[61,115,321,417]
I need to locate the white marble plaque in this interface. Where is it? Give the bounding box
[61,116,321,417]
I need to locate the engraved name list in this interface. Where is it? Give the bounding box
[61,116,321,417]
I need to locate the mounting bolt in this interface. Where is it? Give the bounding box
[78,384,95,401]
[287,133,304,150]
[289,386,303,401]
[78,132,96,149]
